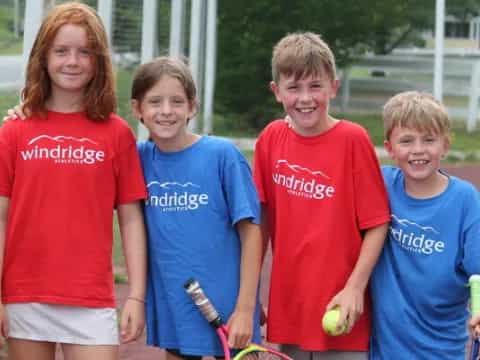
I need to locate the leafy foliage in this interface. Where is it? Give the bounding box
[215,0,480,130]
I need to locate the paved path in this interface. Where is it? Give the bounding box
[443,164,480,190]
[0,55,22,91]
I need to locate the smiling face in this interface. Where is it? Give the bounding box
[46,24,94,100]
[385,126,449,187]
[271,73,339,136]
[131,75,196,147]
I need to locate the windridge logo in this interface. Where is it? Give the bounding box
[146,181,209,212]
[272,159,335,200]
[21,135,105,165]
[389,214,444,255]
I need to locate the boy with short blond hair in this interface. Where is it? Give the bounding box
[369,91,480,359]
[254,32,390,359]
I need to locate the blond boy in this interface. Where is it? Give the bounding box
[253,32,390,360]
[369,91,480,359]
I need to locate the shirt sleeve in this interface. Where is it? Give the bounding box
[113,125,147,205]
[253,130,267,204]
[461,185,480,276]
[0,121,18,197]
[352,128,390,229]
[222,143,261,225]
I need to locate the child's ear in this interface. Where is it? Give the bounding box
[270,81,282,103]
[188,100,198,120]
[330,79,340,99]
[130,99,142,120]
[384,139,395,160]
[441,137,450,159]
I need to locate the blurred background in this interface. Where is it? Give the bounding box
[0,0,480,146]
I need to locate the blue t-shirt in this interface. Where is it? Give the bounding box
[138,136,261,356]
[370,166,480,360]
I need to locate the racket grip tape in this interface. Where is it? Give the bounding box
[184,278,223,327]
[470,275,480,316]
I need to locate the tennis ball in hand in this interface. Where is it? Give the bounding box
[322,308,347,336]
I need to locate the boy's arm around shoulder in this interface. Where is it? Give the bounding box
[117,201,147,343]
[226,219,262,349]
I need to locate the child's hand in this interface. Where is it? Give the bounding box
[470,313,480,338]
[2,105,27,122]
[226,309,254,349]
[0,304,9,348]
[119,297,145,343]
[284,115,293,128]
[326,285,364,333]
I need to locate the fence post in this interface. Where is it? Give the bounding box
[340,67,350,113]
[188,0,205,132]
[202,0,217,134]
[169,0,185,58]
[467,61,480,133]
[22,0,45,84]
[97,0,113,48]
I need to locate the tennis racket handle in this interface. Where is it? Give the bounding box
[470,275,480,316]
[184,278,223,326]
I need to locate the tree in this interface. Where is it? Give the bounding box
[215,0,480,130]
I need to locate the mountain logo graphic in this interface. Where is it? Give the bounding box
[147,181,200,189]
[28,135,98,146]
[274,159,330,179]
[391,214,439,234]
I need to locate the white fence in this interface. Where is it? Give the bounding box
[334,54,480,132]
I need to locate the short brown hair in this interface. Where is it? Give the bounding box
[22,2,116,121]
[383,91,451,141]
[131,56,197,107]
[271,32,336,83]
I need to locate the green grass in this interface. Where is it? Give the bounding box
[0,40,22,55]
[333,112,480,153]
[0,90,20,113]
[116,68,137,129]
[0,5,22,55]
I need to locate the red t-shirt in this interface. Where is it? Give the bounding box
[254,120,390,351]
[0,111,147,308]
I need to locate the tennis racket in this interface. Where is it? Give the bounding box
[184,278,293,360]
[470,275,480,360]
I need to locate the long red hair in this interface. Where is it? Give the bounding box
[21,2,116,121]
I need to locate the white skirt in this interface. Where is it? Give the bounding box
[5,303,119,345]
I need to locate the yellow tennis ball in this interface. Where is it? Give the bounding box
[322,308,347,336]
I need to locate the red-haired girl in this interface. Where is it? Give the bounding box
[0,3,147,359]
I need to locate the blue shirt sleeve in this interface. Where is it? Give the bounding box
[221,144,261,225]
[460,185,480,276]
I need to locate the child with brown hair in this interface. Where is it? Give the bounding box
[0,3,147,359]
[254,32,390,359]
[131,57,263,360]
